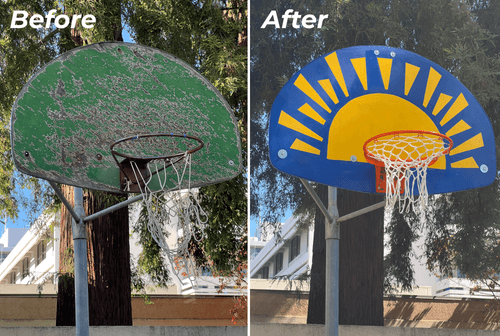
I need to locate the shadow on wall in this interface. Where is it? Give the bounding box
[384,297,500,329]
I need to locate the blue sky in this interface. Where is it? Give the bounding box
[249,208,294,237]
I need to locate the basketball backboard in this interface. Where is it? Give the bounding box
[268,45,496,194]
[11,42,241,193]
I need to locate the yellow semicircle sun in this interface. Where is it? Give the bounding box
[327,93,446,169]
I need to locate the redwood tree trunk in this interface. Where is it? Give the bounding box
[306,184,327,324]
[56,185,76,326]
[56,185,132,326]
[85,190,132,325]
[338,189,384,326]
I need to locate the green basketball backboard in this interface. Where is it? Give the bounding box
[11,42,242,193]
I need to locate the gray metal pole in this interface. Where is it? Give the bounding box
[73,187,89,336]
[326,187,339,336]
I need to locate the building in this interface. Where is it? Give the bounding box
[250,214,494,299]
[250,216,313,282]
[0,227,28,264]
[0,213,59,286]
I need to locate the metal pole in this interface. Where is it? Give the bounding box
[338,200,385,223]
[325,187,339,336]
[83,194,143,222]
[73,188,89,336]
[48,181,80,223]
[300,179,334,223]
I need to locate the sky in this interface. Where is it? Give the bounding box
[249,208,294,237]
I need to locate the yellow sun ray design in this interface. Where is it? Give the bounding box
[446,120,471,137]
[423,67,441,107]
[405,63,420,95]
[440,93,469,126]
[318,79,339,105]
[324,52,349,97]
[298,104,326,125]
[294,74,331,113]
[278,111,323,142]
[377,58,392,90]
[351,58,368,90]
[290,138,320,155]
[286,57,485,170]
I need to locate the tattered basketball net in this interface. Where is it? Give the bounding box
[363,130,453,214]
[111,134,208,281]
[131,156,208,280]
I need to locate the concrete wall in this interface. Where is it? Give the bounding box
[0,326,246,336]
[251,323,500,336]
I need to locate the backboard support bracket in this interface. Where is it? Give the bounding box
[48,181,145,224]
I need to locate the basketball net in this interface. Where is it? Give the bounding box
[130,153,209,282]
[364,131,453,214]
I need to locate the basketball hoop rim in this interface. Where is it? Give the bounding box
[110,133,205,192]
[363,130,453,167]
[110,133,204,162]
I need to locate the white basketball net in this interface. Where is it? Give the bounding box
[364,132,452,214]
[130,153,208,281]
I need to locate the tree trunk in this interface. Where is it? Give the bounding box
[56,186,132,326]
[338,189,384,326]
[56,185,76,326]
[85,190,132,325]
[307,186,384,326]
[306,183,327,324]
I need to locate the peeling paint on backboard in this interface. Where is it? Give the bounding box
[11,42,241,193]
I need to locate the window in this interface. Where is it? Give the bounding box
[290,236,301,262]
[37,241,46,265]
[251,248,262,260]
[275,253,283,275]
[22,258,29,278]
[261,266,269,279]
[10,272,16,284]
[306,230,309,252]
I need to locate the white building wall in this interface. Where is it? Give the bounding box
[251,216,312,280]
[0,213,59,285]
[0,228,29,249]
[0,228,29,264]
